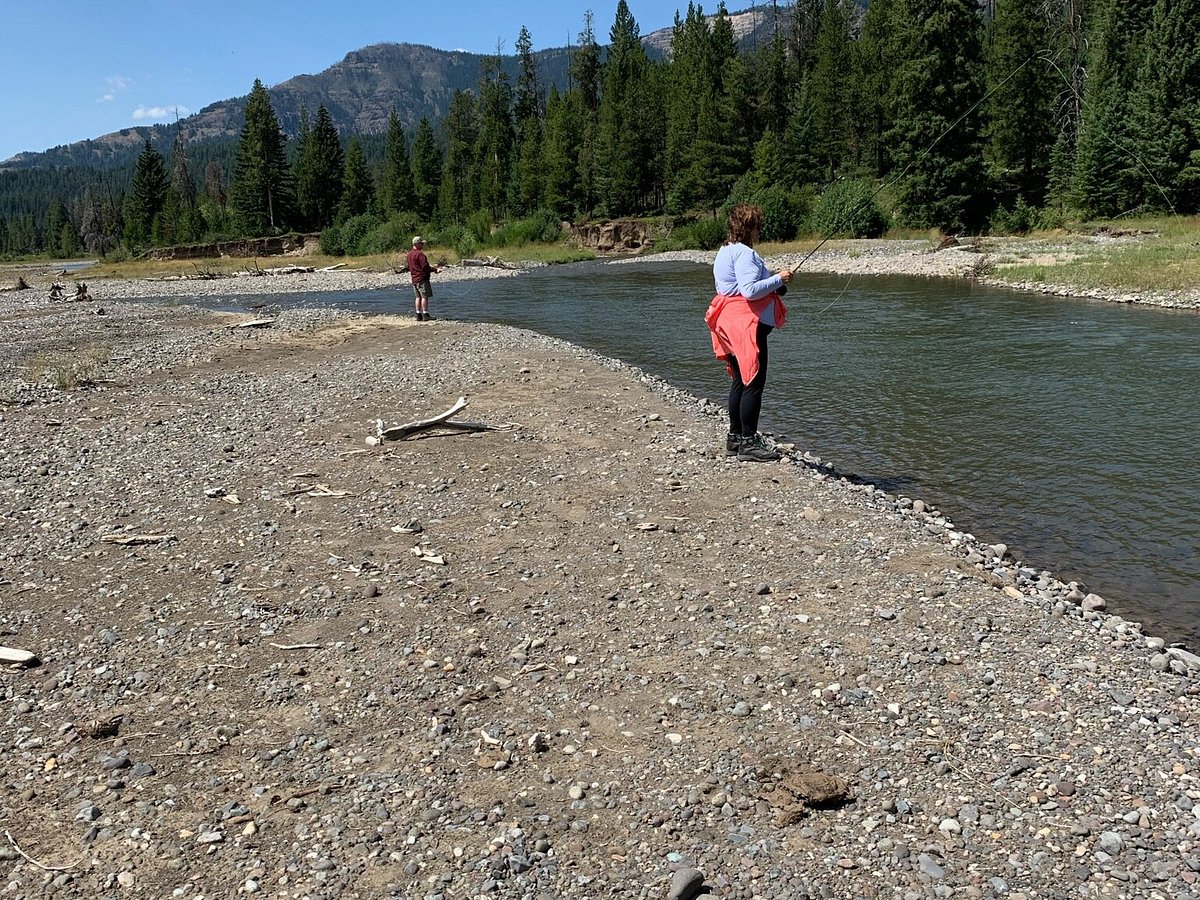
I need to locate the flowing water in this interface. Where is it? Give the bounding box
[190,260,1200,645]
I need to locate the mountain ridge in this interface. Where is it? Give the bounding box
[1,7,785,170]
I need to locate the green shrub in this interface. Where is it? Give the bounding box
[657,216,727,251]
[319,223,344,256]
[489,209,563,247]
[102,245,132,263]
[428,224,477,258]
[990,197,1042,235]
[813,179,889,238]
[338,214,384,256]
[357,218,413,256]
[754,184,810,242]
[466,209,493,244]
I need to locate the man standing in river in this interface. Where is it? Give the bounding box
[406,236,441,321]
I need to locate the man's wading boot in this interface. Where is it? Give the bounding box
[737,434,780,463]
[725,432,743,455]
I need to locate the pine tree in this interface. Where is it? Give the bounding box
[665,3,743,214]
[853,0,902,177]
[542,85,583,217]
[1043,0,1091,209]
[887,0,989,232]
[809,0,854,181]
[514,26,542,127]
[338,137,374,221]
[295,104,344,230]
[439,91,478,223]
[595,0,660,215]
[790,0,824,80]
[1072,0,1155,217]
[985,0,1056,208]
[570,12,603,215]
[45,198,70,258]
[230,79,294,235]
[410,117,443,221]
[1128,0,1200,213]
[754,34,792,137]
[125,140,169,247]
[382,110,414,215]
[475,53,515,222]
[782,78,822,187]
[164,132,203,244]
[570,11,602,116]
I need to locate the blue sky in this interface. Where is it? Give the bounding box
[0,0,694,162]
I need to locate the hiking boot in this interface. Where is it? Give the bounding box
[737,433,781,463]
[415,311,424,321]
[423,314,436,321]
[725,432,743,455]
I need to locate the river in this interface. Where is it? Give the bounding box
[197,259,1200,646]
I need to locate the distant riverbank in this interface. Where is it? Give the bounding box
[5,231,1199,312]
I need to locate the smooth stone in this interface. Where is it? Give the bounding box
[668,867,705,900]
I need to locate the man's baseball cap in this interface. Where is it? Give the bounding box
[412,235,423,245]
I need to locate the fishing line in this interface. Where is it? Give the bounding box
[1038,51,1177,217]
[798,46,1051,319]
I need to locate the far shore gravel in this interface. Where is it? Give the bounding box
[1,243,1198,899]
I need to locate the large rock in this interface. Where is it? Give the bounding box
[569,220,658,254]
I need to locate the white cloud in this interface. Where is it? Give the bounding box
[98,75,133,103]
[132,104,193,121]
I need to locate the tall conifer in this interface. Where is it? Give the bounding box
[230,79,294,235]
[887,0,988,231]
[382,110,414,216]
[410,118,443,221]
[125,140,169,247]
[338,137,374,221]
[985,0,1055,207]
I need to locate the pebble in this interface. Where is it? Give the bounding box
[668,867,705,900]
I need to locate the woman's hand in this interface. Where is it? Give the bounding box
[778,268,794,284]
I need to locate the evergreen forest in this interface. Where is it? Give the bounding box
[1,0,1197,260]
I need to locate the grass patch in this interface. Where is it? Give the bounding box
[25,345,110,390]
[995,216,1200,293]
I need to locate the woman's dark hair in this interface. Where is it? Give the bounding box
[726,203,764,245]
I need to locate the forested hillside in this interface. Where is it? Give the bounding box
[2,0,1197,259]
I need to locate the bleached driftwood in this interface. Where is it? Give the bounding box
[0,646,38,667]
[100,532,176,546]
[263,265,314,275]
[318,263,346,272]
[460,256,519,270]
[230,318,276,329]
[377,396,468,442]
[372,396,519,443]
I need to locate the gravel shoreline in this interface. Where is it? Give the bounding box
[2,288,1198,899]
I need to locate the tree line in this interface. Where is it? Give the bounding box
[2,0,1197,259]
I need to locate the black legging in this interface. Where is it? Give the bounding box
[727,323,772,437]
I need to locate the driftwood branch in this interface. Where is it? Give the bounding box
[460,256,520,270]
[4,830,82,872]
[0,646,39,667]
[100,532,176,546]
[377,396,469,442]
[269,642,324,651]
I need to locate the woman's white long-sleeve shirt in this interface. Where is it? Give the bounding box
[713,241,784,326]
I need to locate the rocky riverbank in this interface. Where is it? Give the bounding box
[2,292,1198,899]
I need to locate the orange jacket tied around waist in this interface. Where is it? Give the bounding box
[705,292,788,386]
